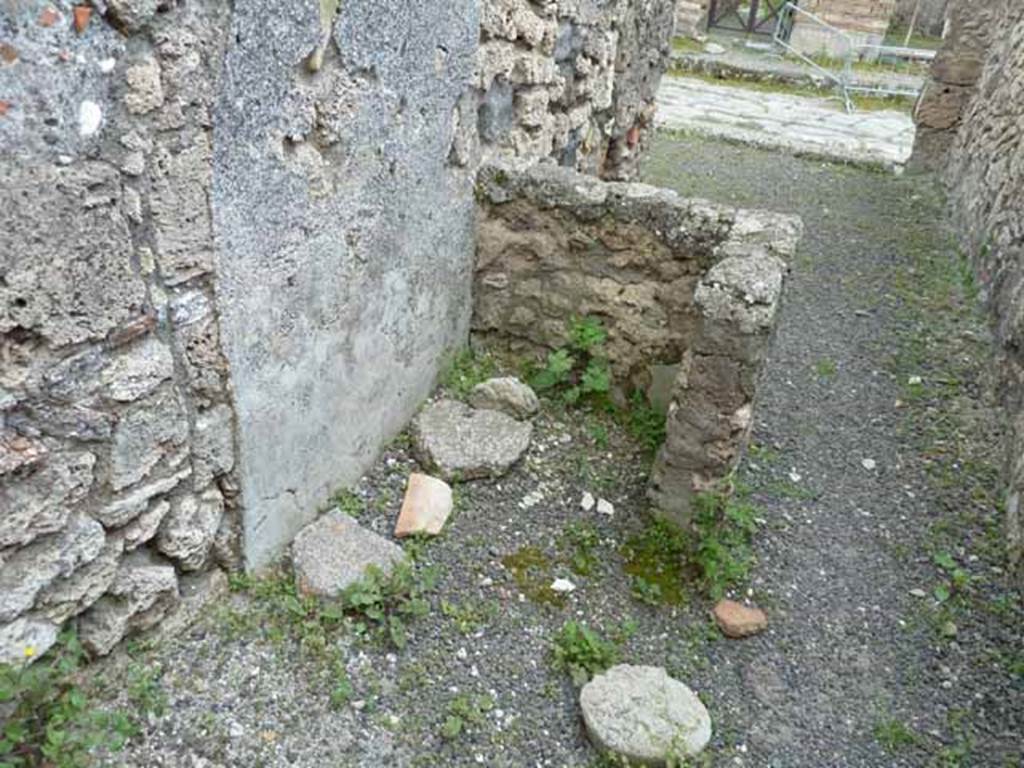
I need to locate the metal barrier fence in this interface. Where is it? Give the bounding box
[772,1,927,112]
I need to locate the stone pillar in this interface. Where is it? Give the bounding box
[649,252,786,527]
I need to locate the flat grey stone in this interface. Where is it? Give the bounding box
[468,377,540,420]
[412,399,532,481]
[580,664,711,765]
[292,511,405,597]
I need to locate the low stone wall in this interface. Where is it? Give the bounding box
[911,0,1024,568]
[472,160,801,522]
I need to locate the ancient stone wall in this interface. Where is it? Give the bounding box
[472,161,801,522]
[0,0,237,663]
[910,0,994,171]
[476,0,677,180]
[0,0,679,662]
[911,0,1024,568]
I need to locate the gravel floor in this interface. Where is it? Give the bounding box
[90,134,1023,768]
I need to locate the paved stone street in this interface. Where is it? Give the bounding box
[656,76,916,168]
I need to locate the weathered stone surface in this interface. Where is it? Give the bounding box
[0,163,146,347]
[78,554,181,657]
[156,488,225,571]
[580,664,712,764]
[124,56,164,115]
[105,0,159,31]
[37,539,124,624]
[0,431,47,476]
[412,399,532,481]
[0,516,106,623]
[96,468,191,528]
[101,336,175,403]
[293,511,406,598]
[215,0,480,569]
[0,451,96,549]
[468,377,540,419]
[119,500,171,551]
[160,568,229,636]
[394,474,454,538]
[0,615,59,666]
[110,389,190,491]
[151,134,215,284]
[713,599,768,638]
[192,404,235,488]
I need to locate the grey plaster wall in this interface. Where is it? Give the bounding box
[213,0,480,569]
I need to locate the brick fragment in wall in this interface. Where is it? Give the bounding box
[77,552,181,657]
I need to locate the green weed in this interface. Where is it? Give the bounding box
[439,692,495,740]
[874,715,919,752]
[549,621,620,686]
[692,488,757,600]
[0,632,145,768]
[530,316,612,406]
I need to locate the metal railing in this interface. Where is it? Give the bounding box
[772,1,925,112]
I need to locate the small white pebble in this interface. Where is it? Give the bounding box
[580,491,595,511]
[550,578,576,594]
[862,458,877,471]
[596,498,614,516]
[98,57,116,72]
[78,100,102,136]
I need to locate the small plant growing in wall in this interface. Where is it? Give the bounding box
[530,316,612,405]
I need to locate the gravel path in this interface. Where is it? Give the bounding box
[656,76,915,169]
[90,134,1022,768]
